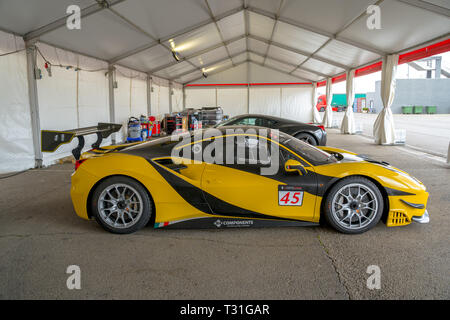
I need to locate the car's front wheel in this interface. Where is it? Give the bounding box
[91,176,152,234]
[323,177,383,234]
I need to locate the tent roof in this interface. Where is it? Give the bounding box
[0,0,448,84]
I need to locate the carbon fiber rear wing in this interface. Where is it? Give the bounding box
[41,123,122,160]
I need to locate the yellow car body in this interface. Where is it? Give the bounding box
[70,128,429,231]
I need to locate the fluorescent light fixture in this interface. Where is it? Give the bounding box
[172,50,181,62]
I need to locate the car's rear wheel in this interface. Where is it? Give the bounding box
[91,176,152,234]
[323,177,383,234]
[295,132,318,146]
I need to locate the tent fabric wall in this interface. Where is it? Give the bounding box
[374,54,399,145]
[217,87,248,118]
[186,85,313,122]
[249,87,281,116]
[186,88,216,108]
[114,66,147,141]
[322,78,334,128]
[150,77,170,120]
[341,69,356,134]
[280,86,313,123]
[171,83,184,113]
[0,31,34,173]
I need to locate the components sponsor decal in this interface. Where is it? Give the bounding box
[213,219,253,228]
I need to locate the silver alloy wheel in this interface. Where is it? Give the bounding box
[331,183,378,230]
[97,183,143,229]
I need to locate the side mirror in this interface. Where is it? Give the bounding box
[284,159,307,175]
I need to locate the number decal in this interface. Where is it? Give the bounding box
[278,191,303,206]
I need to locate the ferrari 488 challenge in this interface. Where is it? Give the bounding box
[42,123,429,234]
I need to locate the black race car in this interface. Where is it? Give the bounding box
[216,114,326,146]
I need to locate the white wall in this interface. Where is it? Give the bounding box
[0,30,183,173]
[186,84,313,122]
[0,31,34,173]
[150,77,170,120]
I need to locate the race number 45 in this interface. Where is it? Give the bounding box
[278,185,303,206]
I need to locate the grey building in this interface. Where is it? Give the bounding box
[367,79,450,114]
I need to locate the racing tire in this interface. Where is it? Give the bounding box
[319,107,325,112]
[295,132,318,146]
[91,176,152,234]
[323,176,383,234]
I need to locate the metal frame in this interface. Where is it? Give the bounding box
[150,35,246,74]
[25,41,43,167]
[9,0,447,87]
[262,0,285,65]
[108,5,244,64]
[171,51,247,81]
[396,0,450,17]
[204,0,236,67]
[23,0,127,41]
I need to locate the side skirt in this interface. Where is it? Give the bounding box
[154,217,318,229]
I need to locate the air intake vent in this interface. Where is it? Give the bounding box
[387,211,410,227]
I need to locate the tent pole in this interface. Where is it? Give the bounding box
[108,65,116,144]
[25,40,43,168]
[169,82,173,113]
[147,74,152,116]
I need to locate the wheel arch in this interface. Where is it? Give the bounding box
[294,131,319,145]
[319,174,390,224]
[86,174,156,226]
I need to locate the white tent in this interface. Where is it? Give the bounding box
[0,0,449,172]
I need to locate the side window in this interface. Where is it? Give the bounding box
[234,117,257,126]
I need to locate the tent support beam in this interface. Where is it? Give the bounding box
[248,50,328,79]
[246,6,385,56]
[204,0,236,67]
[108,5,244,64]
[249,61,311,82]
[149,35,245,74]
[23,0,127,42]
[248,34,349,70]
[170,50,247,81]
[168,82,173,113]
[25,41,43,168]
[147,75,152,116]
[108,65,116,144]
[186,60,248,83]
[396,0,450,18]
[262,0,285,65]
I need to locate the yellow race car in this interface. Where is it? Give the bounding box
[42,124,429,234]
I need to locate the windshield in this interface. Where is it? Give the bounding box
[278,131,336,165]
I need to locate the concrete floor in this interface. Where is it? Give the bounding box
[329,113,450,157]
[0,131,449,299]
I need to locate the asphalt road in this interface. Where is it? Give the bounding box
[0,132,449,299]
[327,113,450,157]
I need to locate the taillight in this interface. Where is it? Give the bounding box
[75,159,86,171]
[308,123,326,132]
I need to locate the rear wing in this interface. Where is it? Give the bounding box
[41,123,122,160]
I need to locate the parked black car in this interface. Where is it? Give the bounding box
[216,114,326,146]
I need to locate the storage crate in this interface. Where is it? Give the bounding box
[402,106,413,114]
